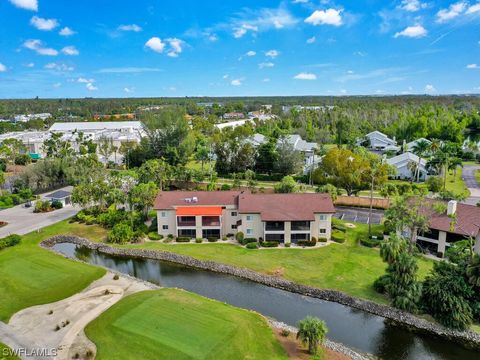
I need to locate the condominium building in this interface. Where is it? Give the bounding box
[154,191,335,243]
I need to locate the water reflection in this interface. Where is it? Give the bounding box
[55,243,479,360]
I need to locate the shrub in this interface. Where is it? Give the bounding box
[222,235,228,241]
[167,234,174,239]
[260,241,279,248]
[235,231,244,243]
[113,274,119,280]
[51,200,63,209]
[297,239,317,247]
[84,215,96,225]
[0,234,22,251]
[148,217,158,232]
[246,242,258,249]
[195,238,203,243]
[426,176,443,193]
[34,200,51,213]
[107,223,134,244]
[360,238,381,248]
[318,237,328,243]
[147,232,162,240]
[220,184,232,190]
[373,274,390,294]
[280,329,290,337]
[332,223,346,232]
[239,237,257,245]
[331,230,345,243]
[226,233,234,238]
[176,237,191,243]
[284,242,291,247]
[207,237,219,242]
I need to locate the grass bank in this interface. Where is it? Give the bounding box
[0,343,19,360]
[85,288,288,360]
[0,221,107,321]
[446,167,470,199]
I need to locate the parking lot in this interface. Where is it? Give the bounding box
[334,206,384,225]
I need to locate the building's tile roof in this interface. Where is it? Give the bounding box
[386,152,426,167]
[238,193,335,221]
[49,121,143,132]
[154,191,242,209]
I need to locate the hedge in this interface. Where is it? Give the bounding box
[0,234,22,251]
[207,237,219,242]
[239,237,257,245]
[360,238,381,248]
[147,232,162,241]
[176,237,191,243]
[331,230,346,243]
[260,241,279,248]
[246,242,258,249]
[297,238,317,247]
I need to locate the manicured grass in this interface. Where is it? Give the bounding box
[106,221,433,304]
[85,289,288,360]
[475,170,480,186]
[0,221,107,321]
[445,167,470,198]
[0,343,19,360]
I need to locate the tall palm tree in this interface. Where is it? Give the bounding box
[407,160,418,183]
[380,233,408,265]
[466,255,480,287]
[411,139,430,182]
[296,316,328,355]
[448,157,463,181]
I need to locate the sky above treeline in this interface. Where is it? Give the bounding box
[0,0,479,98]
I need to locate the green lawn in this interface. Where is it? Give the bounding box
[445,167,470,199]
[85,289,288,360]
[107,221,433,304]
[475,170,480,186]
[0,343,19,360]
[0,221,107,321]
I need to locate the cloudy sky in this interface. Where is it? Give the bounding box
[0,0,479,98]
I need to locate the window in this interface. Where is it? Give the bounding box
[246,229,253,235]
[291,221,309,231]
[162,225,168,230]
[231,211,238,217]
[246,215,252,221]
[178,229,196,237]
[319,228,326,234]
[291,233,310,242]
[319,215,327,221]
[161,211,167,218]
[202,229,220,239]
[265,233,284,242]
[231,224,237,229]
[265,221,285,231]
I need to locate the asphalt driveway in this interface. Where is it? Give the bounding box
[334,206,384,225]
[462,165,480,205]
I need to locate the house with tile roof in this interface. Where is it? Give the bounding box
[154,191,335,243]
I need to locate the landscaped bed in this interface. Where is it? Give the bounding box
[85,288,288,360]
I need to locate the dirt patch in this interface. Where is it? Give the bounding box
[273,328,351,360]
[344,223,356,228]
[269,267,286,277]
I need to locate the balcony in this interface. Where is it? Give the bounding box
[291,221,310,231]
[265,221,285,231]
[177,216,196,227]
[202,216,220,227]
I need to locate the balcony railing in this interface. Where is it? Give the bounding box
[177,216,196,227]
[202,216,220,227]
[265,222,285,231]
[291,221,310,231]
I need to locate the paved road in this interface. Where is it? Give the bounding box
[462,165,480,205]
[334,206,384,225]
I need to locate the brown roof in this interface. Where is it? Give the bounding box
[238,193,335,221]
[423,201,480,237]
[153,191,243,210]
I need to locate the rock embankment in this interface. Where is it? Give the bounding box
[41,235,480,350]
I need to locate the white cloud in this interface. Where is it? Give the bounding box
[86,83,98,91]
[436,2,467,23]
[294,72,317,80]
[394,25,427,38]
[24,62,34,67]
[44,63,74,71]
[53,82,61,88]
[466,3,480,14]
[118,24,142,32]
[467,63,479,69]
[259,62,274,69]
[124,87,134,93]
[23,39,58,56]
[30,16,58,31]
[77,77,95,83]
[8,0,37,11]
[223,74,229,79]
[398,0,427,12]
[306,36,316,44]
[59,27,76,36]
[61,46,79,56]
[0,63,7,72]
[305,9,343,26]
[145,37,166,53]
[262,78,270,82]
[230,7,298,38]
[424,84,436,93]
[166,38,183,57]
[246,50,256,56]
[231,78,243,86]
[265,49,279,58]
[207,33,218,42]
[292,0,308,3]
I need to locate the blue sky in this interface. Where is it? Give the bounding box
[0,0,479,98]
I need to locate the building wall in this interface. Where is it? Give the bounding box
[239,213,263,239]
[313,213,332,240]
[157,210,176,237]
[222,205,240,236]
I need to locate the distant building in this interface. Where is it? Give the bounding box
[14,113,52,122]
[386,152,427,181]
[405,138,432,152]
[282,105,334,113]
[215,119,253,130]
[223,112,245,120]
[92,113,136,120]
[360,131,397,151]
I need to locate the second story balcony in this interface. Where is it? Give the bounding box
[177,216,196,227]
[202,216,221,227]
[265,221,285,231]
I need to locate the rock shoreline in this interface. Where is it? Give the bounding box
[41,235,480,351]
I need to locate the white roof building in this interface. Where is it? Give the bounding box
[386,152,428,181]
[49,121,143,132]
[362,131,397,150]
[406,138,432,152]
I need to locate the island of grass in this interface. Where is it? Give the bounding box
[0,221,107,321]
[0,343,19,360]
[85,288,288,360]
